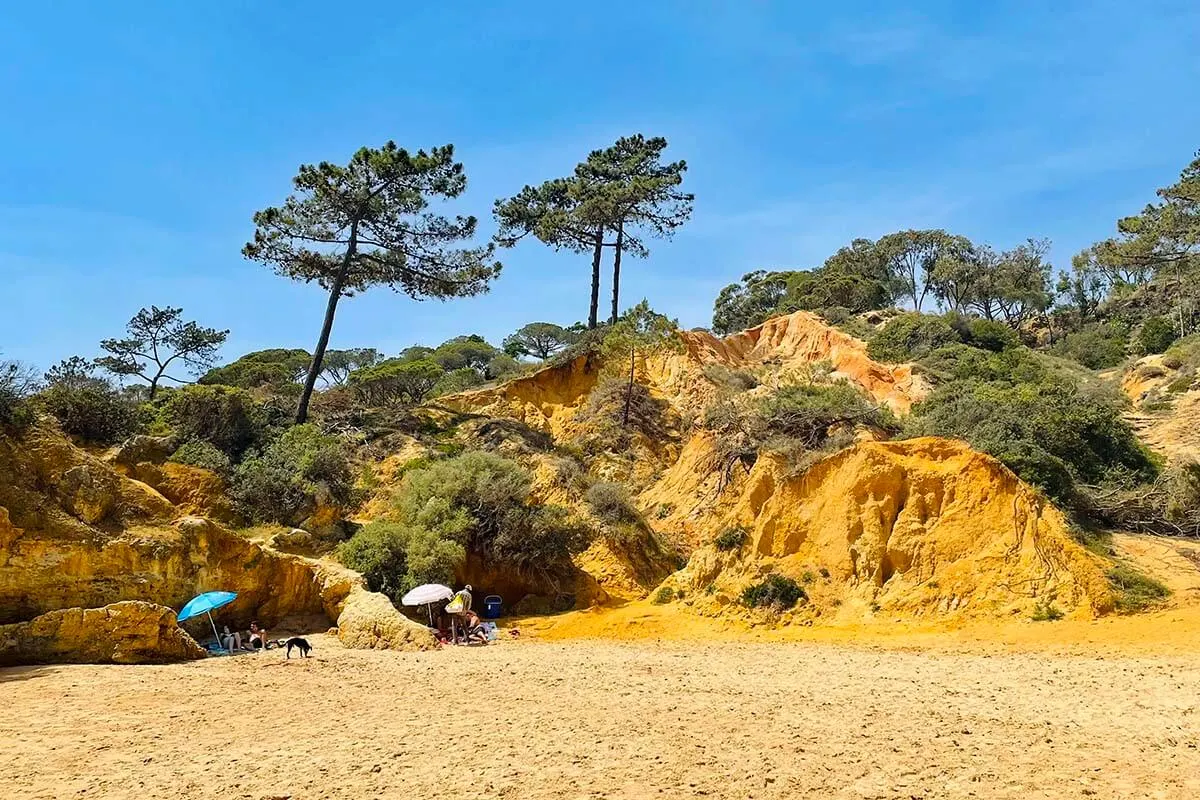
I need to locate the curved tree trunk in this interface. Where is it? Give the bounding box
[610,223,624,324]
[588,229,604,329]
[297,225,357,424]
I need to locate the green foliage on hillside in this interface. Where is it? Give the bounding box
[1051,323,1129,369]
[168,441,233,476]
[337,451,592,603]
[36,357,142,444]
[901,333,1155,503]
[706,377,895,479]
[231,424,358,524]
[742,574,806,610]
[158,384,278,460]
[200,349,311,389]
[0,358,38,430]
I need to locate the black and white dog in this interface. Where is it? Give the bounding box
[284,637,312,659]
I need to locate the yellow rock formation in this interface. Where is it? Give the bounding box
[0,422,436,656]
[670,438,1114,621]
[1121,354,1200,463]
[664,311,927,413]
[0,601,206,666]
[443,311,925,431]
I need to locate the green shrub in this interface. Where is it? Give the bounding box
[585,482,641,525]
[168,441,233,475]
[1051,324,1128,370]
[1108,564,1170,612]
[741,574,806,610]
[867,313,960,362]
[431,367,485,397]
[336,520,440,604]
[818,306,851,325]
[387,451,592,577]
[651,586,675,605]
[550,455,589,491]
[0,359,38,430]
[714,527,748,551]
[576,378,671,450]
[755,381,896,446]
[1162,336,1200,371]
[33,357,141,444]
[1137,317,1178,355]
[37,382,140,444]
[231,424,357,524]
[1166,373,1194,394]
[702,364,758,392]
[159,384,274,459]
[1030,600,1064,621]
[962,318,1019,352]
[904,347,1155,504]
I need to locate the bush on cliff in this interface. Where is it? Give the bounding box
[1051,322,1129,370]
[34,357,141,444]
[158,384,278,460]
[231,424,358,524]
[706,378,894,476]
[903,344,1155,503]
[337,451,591,602]
[0,358,38,430]
[168,441,233,476]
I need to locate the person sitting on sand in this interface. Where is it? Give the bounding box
[248,621,267,651]
[221,625,246,652]
[463,610,489,645]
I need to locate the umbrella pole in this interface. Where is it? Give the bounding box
[207,611,224,652]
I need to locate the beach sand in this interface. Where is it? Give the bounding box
[3,631,1198,799]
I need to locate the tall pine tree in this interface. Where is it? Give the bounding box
[245,142,500,423]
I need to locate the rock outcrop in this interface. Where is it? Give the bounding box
[0,601,206,666]
[334,588,439,651]
[442,312,925,431]
[0,422,435,656]
[668,438,1114,621]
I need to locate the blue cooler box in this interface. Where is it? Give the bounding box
[483,595,502,619]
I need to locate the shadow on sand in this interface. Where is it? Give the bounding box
[0,664,61,684]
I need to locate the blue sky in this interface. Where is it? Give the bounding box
[2,0,1198,373]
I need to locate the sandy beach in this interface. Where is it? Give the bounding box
[4,633,1198,800]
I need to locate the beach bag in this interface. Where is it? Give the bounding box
[445,596,465,614]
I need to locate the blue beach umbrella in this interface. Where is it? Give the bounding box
[178,591,238,652]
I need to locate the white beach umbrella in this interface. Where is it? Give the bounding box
[401,584,454,625]
[401,584,454,606]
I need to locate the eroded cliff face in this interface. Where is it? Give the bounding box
[433,313,1119,624]
[0,422,436,657]
[1121,354,1200,464]
[668,439,1114,621]
[659,311,927,414]
[441,312,926,432]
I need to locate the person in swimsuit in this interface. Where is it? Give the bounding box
[249,621,267,651]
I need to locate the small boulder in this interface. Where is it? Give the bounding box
[335,588,438,652]
[112,435,176,468]
[58,464,119,524]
